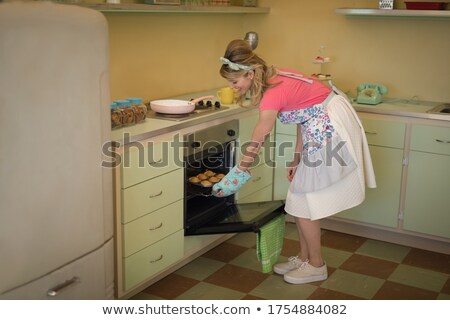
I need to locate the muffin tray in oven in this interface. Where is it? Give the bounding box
[188,170,225,188]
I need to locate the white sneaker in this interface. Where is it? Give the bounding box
[283,260,328,284]
[273,256,305,275]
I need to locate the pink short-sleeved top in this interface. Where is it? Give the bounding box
[258,69,331,112]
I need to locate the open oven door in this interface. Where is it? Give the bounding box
[184,200,286,236]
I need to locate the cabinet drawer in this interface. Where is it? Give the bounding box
[122,200,183,257]
[360,118,405,149]
[410,124,450,156]
[122,169,183,223]
[121,139,181,188]
[237,163,273,199]
[124,230,184,290]
[0,239,114,299]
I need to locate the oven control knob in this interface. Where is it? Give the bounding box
[191,141,201,148]
[227,129,236,137]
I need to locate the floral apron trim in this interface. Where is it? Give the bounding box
[278,104,335,155]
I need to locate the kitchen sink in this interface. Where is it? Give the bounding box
[427,103,450,115]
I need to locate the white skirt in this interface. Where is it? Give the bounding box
[284,93,376,220]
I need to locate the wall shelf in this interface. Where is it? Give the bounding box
[336,8,450,19]
[72,3,270,14]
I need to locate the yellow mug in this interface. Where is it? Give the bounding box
[217,87,234,104]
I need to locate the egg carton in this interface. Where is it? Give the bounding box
[379,0,394,9]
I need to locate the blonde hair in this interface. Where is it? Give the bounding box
[219,39,279,106]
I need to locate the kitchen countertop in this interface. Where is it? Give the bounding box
[111,89,253,145]
[112,90,449,145]
[353,98,449,122]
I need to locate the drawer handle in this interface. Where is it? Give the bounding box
[149,254,163,263]
[149,222,163,231]
[435,139,450,144]
[252,177,262,182]
[365,131,378,135]
[148,191,163,198]
[47,276,80,297]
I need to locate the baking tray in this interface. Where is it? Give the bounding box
[187,170,227,197]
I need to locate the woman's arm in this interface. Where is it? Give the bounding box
[238,109,278,171]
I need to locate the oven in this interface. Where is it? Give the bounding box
[183,119,285,236]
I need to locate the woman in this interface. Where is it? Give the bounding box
[212,39,376,284]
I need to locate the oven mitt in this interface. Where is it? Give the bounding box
[212,165,251,197]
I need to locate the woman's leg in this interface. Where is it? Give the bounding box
[296,217,323,267]
[295,218,309,262]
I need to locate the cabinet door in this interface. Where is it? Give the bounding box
[237,111,274,202]
[236,163,273,201]
[403,151,450,238]
[238,110,273,168]
[335,145,403,228]
[273,133,296,200]
[237,185,273,204]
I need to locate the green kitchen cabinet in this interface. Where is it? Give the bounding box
[273,131,296,200]
[236,111,274,203]
[117,136,185,295]
[335,118,406,228]
[274,117,406,229]
[403,124,450,238]
[335,145,404,227]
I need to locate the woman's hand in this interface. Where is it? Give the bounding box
[287,160,299,182]
[212,165,252,197]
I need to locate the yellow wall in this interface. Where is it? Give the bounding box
[106,0,450,102]
[106,12,245,100]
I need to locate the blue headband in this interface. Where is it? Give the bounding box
[219,57,254,71]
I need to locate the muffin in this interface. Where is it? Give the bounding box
[200,180,213,187]
[216,173,225,179]
[208,176,220,183]
[204,170,215,177]
[197,173,207,180]
[189,176,200,184]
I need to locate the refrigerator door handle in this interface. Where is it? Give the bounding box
[47,276,81,297]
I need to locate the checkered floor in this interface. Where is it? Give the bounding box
[131,223,450,300]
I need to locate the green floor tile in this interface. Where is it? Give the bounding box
[226,232,256,248]
[250,275,317,300]
[356,239,411,263]
[321,247,353,268]
[174,257,225,281]
[321,269,384,299]
[175,282,245,300]
[229,248,264,272]
[388,265,448,292]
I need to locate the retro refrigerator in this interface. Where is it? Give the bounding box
[0,2,114,299]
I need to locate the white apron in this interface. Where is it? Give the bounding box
[276,72,376,220]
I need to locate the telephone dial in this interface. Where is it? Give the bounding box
[356,84,388,105]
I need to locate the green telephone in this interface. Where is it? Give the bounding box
[356,84,388,105]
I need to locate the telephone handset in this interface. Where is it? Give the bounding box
[356,84,388,105]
